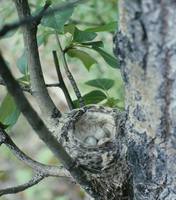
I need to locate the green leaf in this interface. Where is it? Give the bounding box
[67,49,97,70]
[85,21,117,32]
[0,122,9,129]
[73,90,107,108]
[37,33,50,46]
[83,90,107,104]
[85,78,115,91]
[64,23,75,35]
[16,51,28,75]
[103,98,120,108]
[41,6,74,32]
[73,27,97,42]
[93,47,118,68]
[0,93,20,129]
[18,75,30,86]
[81,41,104,48]
[64,24,97,42]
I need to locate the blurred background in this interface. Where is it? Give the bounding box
[0,0,123,199]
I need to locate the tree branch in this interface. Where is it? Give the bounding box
[14,0,61,126]
[52,51,74,110]
[0,53,99,199]
[0,128,70,177]
[0,128,75,197]
[46,83,60,87]
[55,32,85,107]
[0,170,74,197]
[0,77,32,93]
[0,172,45,196]
[0,78,62,93]
[0,0,88,38]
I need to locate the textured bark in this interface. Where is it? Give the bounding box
[116,0,176,199]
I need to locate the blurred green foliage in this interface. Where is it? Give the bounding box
[0,0,123,130]
[0,0,123,199]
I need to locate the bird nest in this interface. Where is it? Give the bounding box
[57,105,130,200]
[58,105,125,172]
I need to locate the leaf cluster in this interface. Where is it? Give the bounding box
[0,0,123,130]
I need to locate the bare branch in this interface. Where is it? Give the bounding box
[55,32,85,107]
[0,172,45,196]
[0,128,70,177]
[0,0,88,38]
[46,83,60,87]
[0,78,62,93]
[14,0,61,125]
[0,53,98,198]
[34,1,51,26]
[0,77,32,93]
[52,51,74,110]
[0,128,74,196]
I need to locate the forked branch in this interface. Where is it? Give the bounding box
[52,50,74,110]
[0,128,73,196]
[14,0,61,125]
[55,33,85,107]
[0,128,70,177]
[0,0,87,37]
[0,52,99,199]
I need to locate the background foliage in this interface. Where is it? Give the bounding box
[0,0,122,199]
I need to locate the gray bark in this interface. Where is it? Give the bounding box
[116,0,176,199]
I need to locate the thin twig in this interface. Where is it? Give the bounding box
[0,171,75,197]
[52,51,74,110]
[46,83,60,87]
[0,172,45,196]
[35,1,51,25]
[0,79,62,93]
[0,53,98,199]
[0,128,74,197]
[0,0,88,38]
[55,32,85,107]
[0,128,70,177]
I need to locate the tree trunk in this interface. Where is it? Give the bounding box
[116,0,176,199]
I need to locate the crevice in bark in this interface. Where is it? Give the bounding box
[159,1,172,141]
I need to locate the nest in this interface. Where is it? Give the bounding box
[57,105,131,200]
